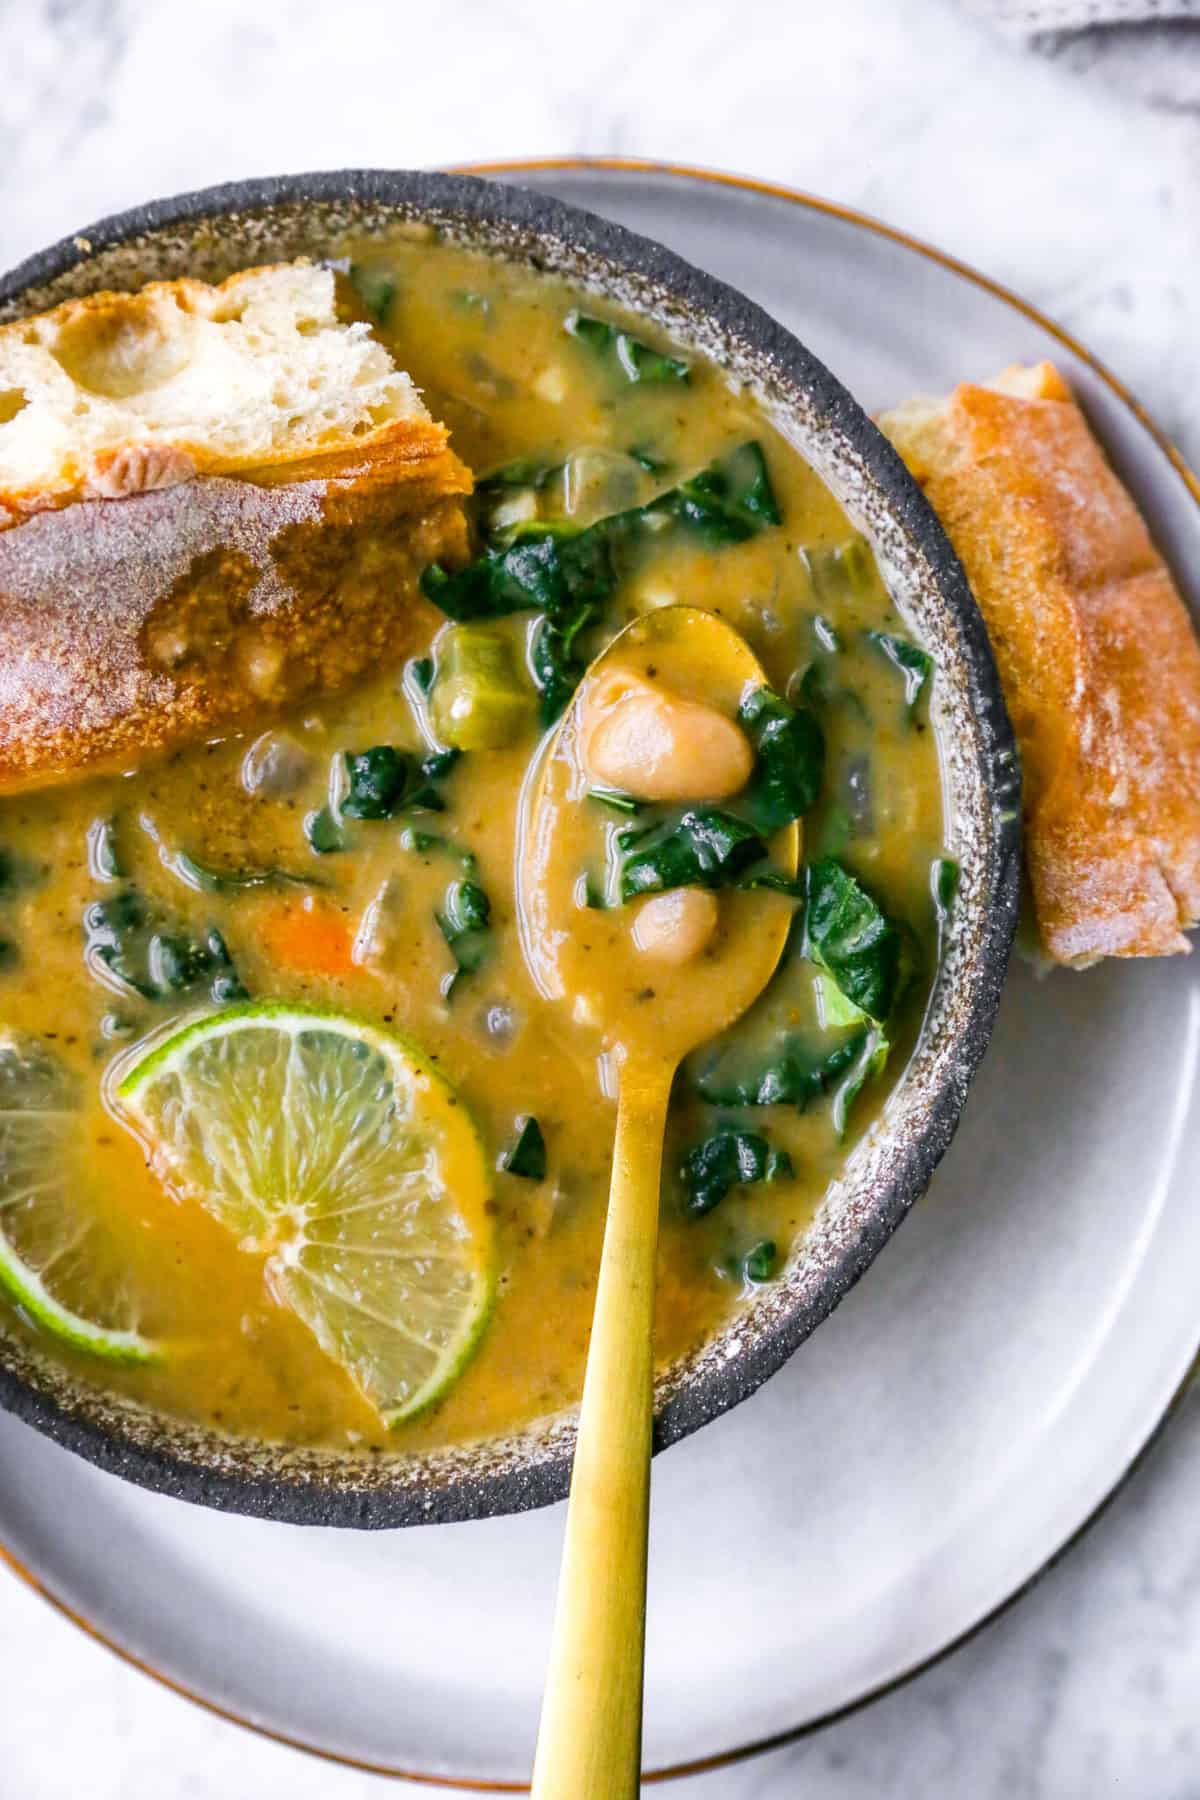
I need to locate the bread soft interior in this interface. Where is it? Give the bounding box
[0,262,427,518]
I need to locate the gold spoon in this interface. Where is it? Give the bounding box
[519,606,799,1799]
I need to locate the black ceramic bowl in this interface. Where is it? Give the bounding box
[0,170,1020,1527]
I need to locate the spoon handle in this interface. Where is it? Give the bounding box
[531,1059,672,1800]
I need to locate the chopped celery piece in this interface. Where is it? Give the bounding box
[431,625,533,751]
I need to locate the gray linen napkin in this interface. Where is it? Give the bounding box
[961,0,1200,109]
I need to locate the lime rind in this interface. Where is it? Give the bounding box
[117,1003,494,1425]
[0,1032,161,1365]
[0,1234,159,1365]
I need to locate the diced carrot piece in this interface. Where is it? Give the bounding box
[260,899,357,979]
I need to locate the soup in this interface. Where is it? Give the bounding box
[0,234,948,1453]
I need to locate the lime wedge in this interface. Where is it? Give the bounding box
[0,1033,158,1363]
[116,1003,494,1424]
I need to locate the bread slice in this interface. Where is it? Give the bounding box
[0,261,472,791]
[0,262,442,521]
[881,362,1200,966]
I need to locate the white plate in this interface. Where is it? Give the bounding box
[2,160,1198,1788]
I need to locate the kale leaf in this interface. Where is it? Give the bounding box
[336,744,461,824]
[304,806,347,855]
[803,858,904,1024]
[618,809,768,901]
[348,264,396,325]
[694,1028,865,1110]
[737,685,824,832]
[830,1026,890,1139]
[435,878,492,997]
[866,630,933,713]
[932,855,959,925]
[83,891,247,1005]
[665,441,780,543]
[500,1115,547,1181]
[740,1239,779,1283]
[565,311,691,385]
[679,1127,790,1217]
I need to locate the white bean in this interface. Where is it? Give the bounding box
[631,888,719,964]
[581,673,752,802]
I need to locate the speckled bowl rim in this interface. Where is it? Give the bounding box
[0,167,1020,1529]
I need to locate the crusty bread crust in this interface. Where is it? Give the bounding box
[0,262,432,523]
[881,361,1200,966]
[0,449,471,792]
[0,260,474,789]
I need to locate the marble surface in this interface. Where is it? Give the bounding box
[0,0,1198,1794]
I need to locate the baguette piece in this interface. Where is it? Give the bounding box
[0,262,436,521]
[881,361,1200,967]
[0,262,472,792]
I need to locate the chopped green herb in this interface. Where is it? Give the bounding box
[348,264,396,325]
[588,789,642,815]
[738,685,824,832]
[803,859,904,1024]
[435,879,492,997]
[680,1128,778,1217]
[409,656,435,694]
[565,311,691,385]
[618,809,768,902]
[501,1115,546,1181]
[867,630,933,713]
[304,806,347,855]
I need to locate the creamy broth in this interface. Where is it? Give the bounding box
[0,235,947,1451]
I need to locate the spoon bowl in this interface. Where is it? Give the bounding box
[519,605,799,1067]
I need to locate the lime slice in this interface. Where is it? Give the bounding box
[116,1003,494,1424]
[0,1033,158,1363]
